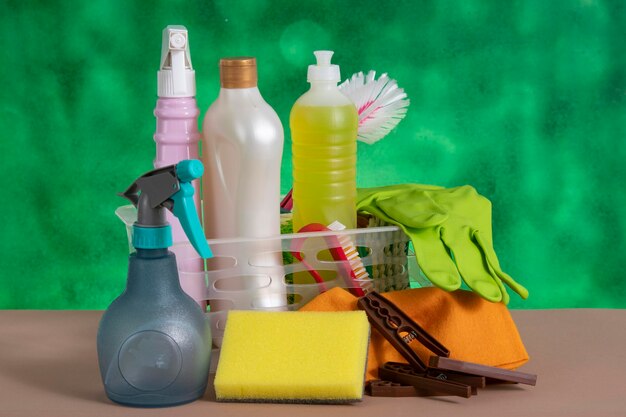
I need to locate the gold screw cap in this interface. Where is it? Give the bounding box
[220,57,257,88]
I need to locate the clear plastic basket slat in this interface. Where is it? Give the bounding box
[116,205,430,350]
[174,226,429,347]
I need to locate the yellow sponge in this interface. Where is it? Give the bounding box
[214,310,370,403]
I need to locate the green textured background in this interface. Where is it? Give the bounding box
[1,0,625,309]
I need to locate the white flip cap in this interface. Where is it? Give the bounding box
[158,25,196,97]
[307,50,340,83]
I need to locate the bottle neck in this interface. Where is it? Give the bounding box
[126,249,184,299]
[309,80,338,91]
[136,248,169,258]
[154,97,200,118]
[217,86,266,106]
[219,85,261,97]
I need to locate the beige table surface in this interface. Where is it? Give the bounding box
[0,309,624,417]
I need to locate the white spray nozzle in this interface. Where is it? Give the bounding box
[307,50,340,83]
[158,25,196,98]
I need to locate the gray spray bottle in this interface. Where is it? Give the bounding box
[97,160,213,407]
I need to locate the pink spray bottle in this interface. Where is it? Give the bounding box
[154,25,205,307]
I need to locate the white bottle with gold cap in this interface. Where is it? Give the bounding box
[201,58,286,320]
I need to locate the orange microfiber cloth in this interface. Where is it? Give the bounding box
[300,287,529,381]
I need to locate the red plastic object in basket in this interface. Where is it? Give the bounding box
[290,223,365,297]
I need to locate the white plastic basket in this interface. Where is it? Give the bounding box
[116,205,429,348]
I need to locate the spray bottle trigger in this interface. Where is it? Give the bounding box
[171,182,212,259]
[176,159,203,182]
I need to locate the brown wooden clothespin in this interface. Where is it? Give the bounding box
[429,356,537,386]
[357,291,537,397]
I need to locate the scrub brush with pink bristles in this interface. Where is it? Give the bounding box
[327,220,373,294]
[339,70,410,145]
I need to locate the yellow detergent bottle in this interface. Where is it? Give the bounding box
[290,50,358,232]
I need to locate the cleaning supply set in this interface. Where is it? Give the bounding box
[212,288,536,403]
[302,288,536,398]
[280,67,410,211]
[198,224,414,347]
[357,291,536,397]
[101,23,536,408]
[301,287,532,382]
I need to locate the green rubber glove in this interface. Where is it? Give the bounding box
[357,184,528,304]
